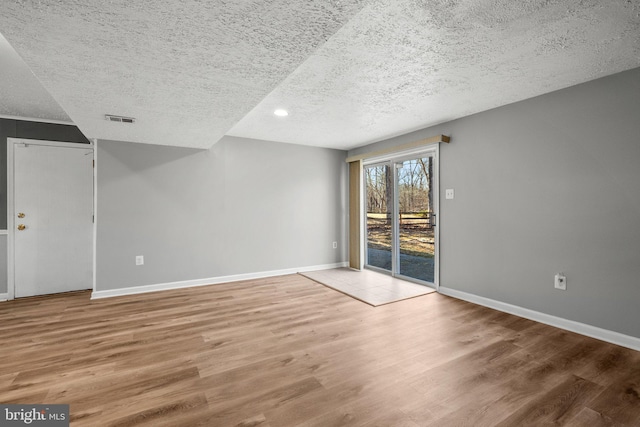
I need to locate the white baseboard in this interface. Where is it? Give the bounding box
[439,287,640,352]
[0,293,8,301]
[91,262,349,300]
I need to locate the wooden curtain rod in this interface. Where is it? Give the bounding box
[345,134,450,163]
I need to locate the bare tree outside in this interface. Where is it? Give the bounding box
[365,165,392,270]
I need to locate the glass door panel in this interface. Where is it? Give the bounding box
[364,150,437,287]
[396,156,435,283]
[365,164,392,272]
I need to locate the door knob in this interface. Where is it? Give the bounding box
[17,224,26,231]
[17,213,25,218]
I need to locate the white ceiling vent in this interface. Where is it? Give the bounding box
[105,114,135,124]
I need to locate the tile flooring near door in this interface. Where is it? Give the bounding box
[300,267,435,306]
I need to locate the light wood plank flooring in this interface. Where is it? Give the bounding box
[1,274,639,426]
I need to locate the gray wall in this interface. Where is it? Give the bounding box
[349,67,640,338]
[96,136,347,291]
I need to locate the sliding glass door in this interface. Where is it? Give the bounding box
[364,149,437,286]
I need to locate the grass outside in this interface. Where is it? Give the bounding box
[366,214,434,258]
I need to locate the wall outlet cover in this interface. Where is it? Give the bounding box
[554,273,566,290]
[445,189,454,199]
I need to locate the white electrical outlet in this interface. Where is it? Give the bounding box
[445,189,455,199]
[554,273,566,290]
[333,241,338,249]
[136,255,144,266]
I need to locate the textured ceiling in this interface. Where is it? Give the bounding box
[1,0,639,150]
[0,33,71,123]
[0,0,366,148]
[229,0,640,149]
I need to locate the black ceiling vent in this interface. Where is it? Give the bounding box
[105,114,135,124]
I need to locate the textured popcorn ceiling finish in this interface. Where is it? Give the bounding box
[0,34,70,123]
[0,0,366,148]
[1,1,639,149]
[230,0,640,148]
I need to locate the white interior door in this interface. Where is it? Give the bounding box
[13,142,93,298]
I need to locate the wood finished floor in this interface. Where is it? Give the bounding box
[1,274,639,426]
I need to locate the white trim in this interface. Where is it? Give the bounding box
[0,232,6,301]
[359,161,365,270]
[7,139,15,300]
[8,138,92,150]
[433,144,440,291]
[439,286,640,352]
[91,262,349,299]
[92,139,98,294]
[0,113,74,126]
[7,137,95,301]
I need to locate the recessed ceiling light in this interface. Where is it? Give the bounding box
[274,109,289,117]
